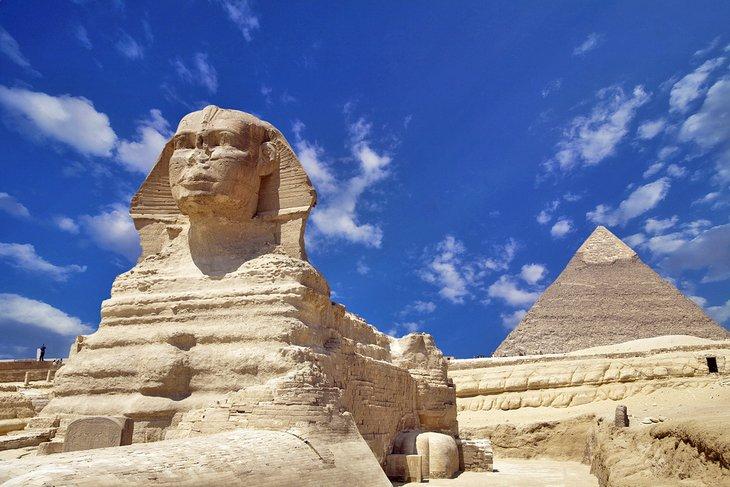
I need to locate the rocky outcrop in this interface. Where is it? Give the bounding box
[494,226,728,357]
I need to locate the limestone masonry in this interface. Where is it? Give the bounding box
[0,106,467,485]
[495,226,728,356]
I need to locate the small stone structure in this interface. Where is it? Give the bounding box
[389,430,460,479]
[0,360,62,383]
[63,416,134,452]
[614,405,629,427]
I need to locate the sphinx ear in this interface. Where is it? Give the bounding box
[258,141,277,176]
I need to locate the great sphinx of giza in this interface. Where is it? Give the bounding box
[26,106,459,482]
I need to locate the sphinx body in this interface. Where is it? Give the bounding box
[41,107,457,467]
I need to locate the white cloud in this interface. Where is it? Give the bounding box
[669,57,725,113]
[658,146,679,160]
[623,233,646,248]
[80,204,141,262]
[0,26,40,76]
[400,321,421,333]
[645,232,688,256]
[541,78,562,98]
[688,295,707,307]
[488,276,541,307]
[520,264,546,285]
[586,177,670,226]
[550,85,649,171]
[115,31,144,60]
[644,216,678,234]
[74,25,92,50]
[662,223,730,282]
[637,118,666,140]
[643,162,664,178]
[173,53,218,94]
[356,259,370,275]
[706,300,730,324]
[420,235,471,304]
[0,293,92,336]
[573,33,603,56]
[0,86,117,157]
[480,239,518,271]
[213,0,260,41]
[400,300,437,317]
[693,192,720,205]
[666,164,687,178]
[550,218,573,238]
[53,216,79,234]
[679,77,730,183]
[694,37,722,58]
[0,243,85,281]
[292,121,336,193]
[501,309,526,329]
[536,200,559,225]
[306,118,392,248]
[563,192,582,202]
[0,192,30,218]
[115,109,172,173]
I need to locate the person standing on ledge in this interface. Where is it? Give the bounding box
[38,344,46,362]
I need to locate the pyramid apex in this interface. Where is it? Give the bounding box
[576,226,636,264]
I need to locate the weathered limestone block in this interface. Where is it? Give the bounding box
[385,454,423,482]
[615,405,629,427]
[494,227,728,357]
[457,438,493,472]
[63,416,134,452]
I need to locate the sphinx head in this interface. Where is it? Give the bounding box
[168,106,276,220]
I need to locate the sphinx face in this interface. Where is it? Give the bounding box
[168,108,267,219]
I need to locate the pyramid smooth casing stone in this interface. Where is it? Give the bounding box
[494,226,728,357]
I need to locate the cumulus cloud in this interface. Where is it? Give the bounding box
[644,216,678,234]
[662,223,730,282]
[400,300,437,317]
[550,218,573,238]
[501,309,526,329]
[536,200,559,225]
[173,52,218,94]
[213,0,260,41]
[304,118,392,248]
[292,121,336,193]
[488,276,541,307]
[520,264,546,285]
[549,85,649,171]
[706,300,730,324]
[0,293,92,336]
[0,26,40,76]
[643,162,664,178]
[54,216,79,234]
[0,86,117,157]
[636,118,666,140]
[0,192,30,218]
[669,57,725,113]
[573,33,603,56]
[115,109,172,173]
[481,239,518,272]
[679,77,730,184]
[80,204,141,262]
[420,236,471,304]
[586,178,670,226]
[0,243,86,281]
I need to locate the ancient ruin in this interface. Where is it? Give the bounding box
[0,109,727,486]
[495,226,728,357]
[0,107,484,485]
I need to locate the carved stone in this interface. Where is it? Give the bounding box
[63,416,134,452]
[615,405,629,427]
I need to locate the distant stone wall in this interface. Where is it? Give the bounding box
[0,361,61,384]
[450,342,729,412]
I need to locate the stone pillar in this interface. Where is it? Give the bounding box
[46,370,53,382]
[23,372,30,386]
[615,405,629,427]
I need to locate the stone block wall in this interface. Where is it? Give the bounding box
[0,361,61,383]
[457,438,493,472]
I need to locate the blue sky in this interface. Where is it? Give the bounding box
[0,1,728,360]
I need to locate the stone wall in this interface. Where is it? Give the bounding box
[450,341,729,413]
[0,361,61,383]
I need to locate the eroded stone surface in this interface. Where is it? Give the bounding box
[63,416,133,452]
[30,107,457,478]
[494,226,728,357]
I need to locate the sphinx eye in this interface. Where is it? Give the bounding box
[174,135,193,150]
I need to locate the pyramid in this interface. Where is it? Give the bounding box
[493,226,728,357]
